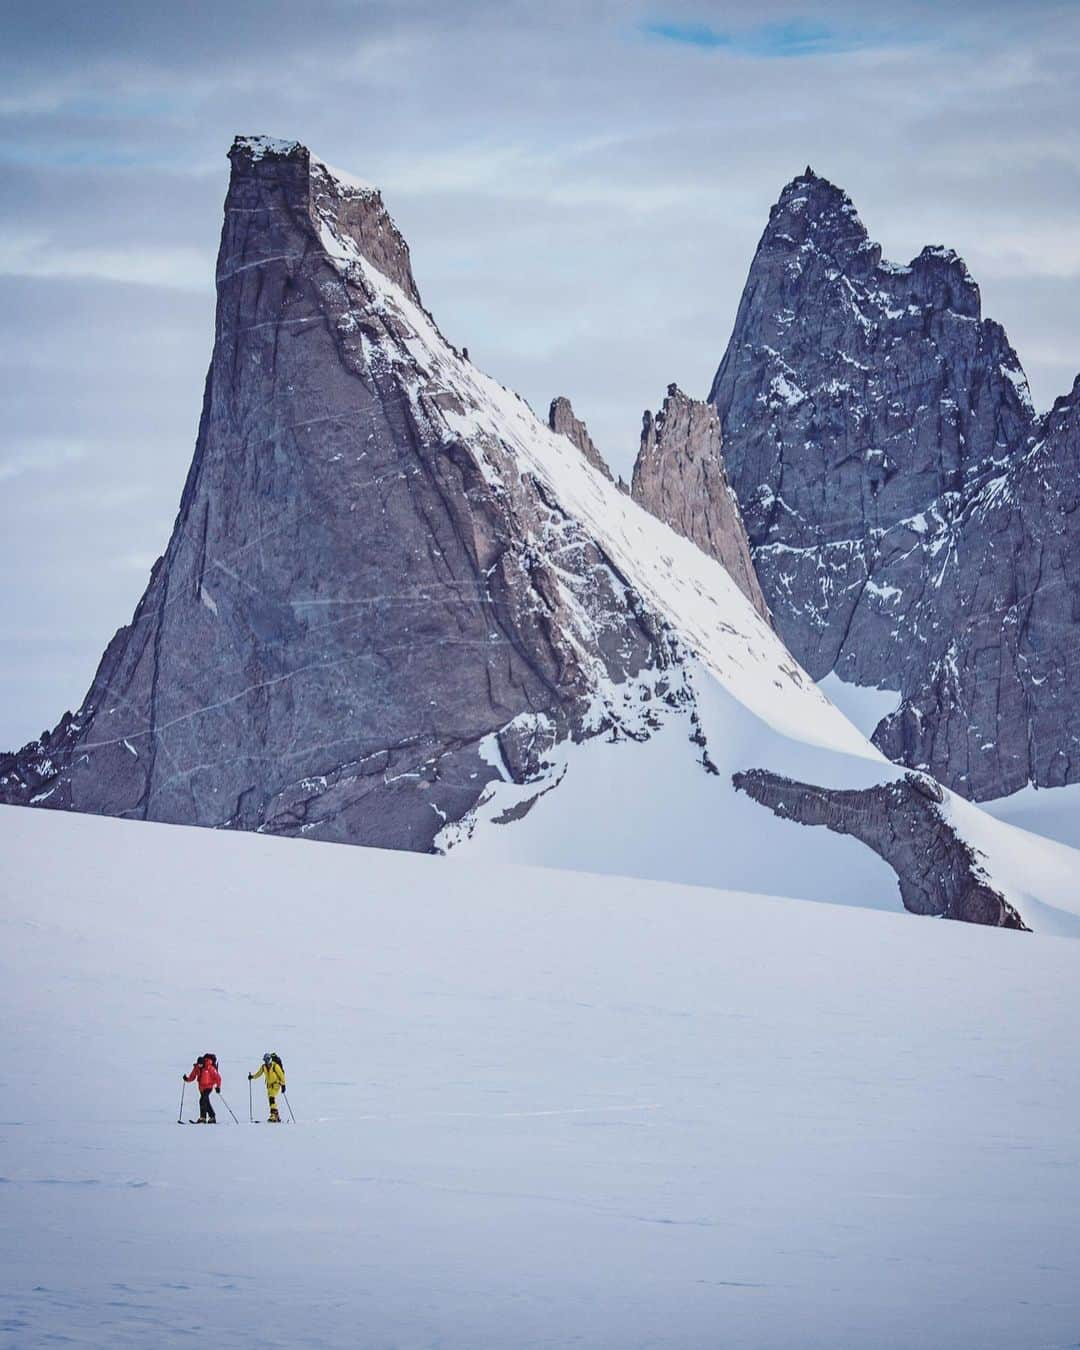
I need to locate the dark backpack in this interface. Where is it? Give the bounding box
[271,1054,284,1072]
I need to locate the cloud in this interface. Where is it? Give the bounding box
[0,232,213,289]
[0,438,88,482]
[0,0,1079,747]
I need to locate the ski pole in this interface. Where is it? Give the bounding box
[178,1079,186,1124]
[218,1092,239,1124]
[282,1089,296,1123]
[248,1076,253,1123]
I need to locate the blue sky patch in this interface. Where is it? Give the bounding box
[641,17,906,58]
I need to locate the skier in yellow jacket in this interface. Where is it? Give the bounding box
[249,1052,286,1122]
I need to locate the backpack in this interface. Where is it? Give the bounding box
[271,1054,284,1072]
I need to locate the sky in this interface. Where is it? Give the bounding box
[1,0,1079,749]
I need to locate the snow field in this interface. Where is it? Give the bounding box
[3,805,1080,1348]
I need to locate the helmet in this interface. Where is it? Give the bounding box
[263,1053,272,1065]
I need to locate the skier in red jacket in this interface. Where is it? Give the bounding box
[183,1053,222,1123]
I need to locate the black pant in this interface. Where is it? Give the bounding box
[199,1089,216,1121]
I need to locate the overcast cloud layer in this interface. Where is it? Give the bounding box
[2,0,1078,748]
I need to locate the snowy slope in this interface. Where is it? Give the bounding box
[439,666,1080,935]
[816,673,900,740]
[946,792,1080,937]
[3,804,1080,1349]
[440,659,901,910]
[979,780,1080,851]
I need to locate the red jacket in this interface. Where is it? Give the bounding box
[185,1057,221,1092]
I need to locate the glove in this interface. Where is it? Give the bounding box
[281,1087,286,1094]
[248,1073,253,1080]
[215,1087,221,1094]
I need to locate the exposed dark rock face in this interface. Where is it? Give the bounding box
[712,168,1080,800]
[0,136,674,849]
[631,385,770,622]
[711,168,1035,596]
[875,376,1080,792]
[548,396,613,481]
[733,769,1029,929]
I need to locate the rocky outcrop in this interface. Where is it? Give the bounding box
[712,168,1080,800]
[631,385,770,622]
[732,769,1028,929]
[0,136,674,849]
[548,396,613,481]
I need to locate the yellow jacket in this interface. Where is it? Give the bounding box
[251,1060,286,1093]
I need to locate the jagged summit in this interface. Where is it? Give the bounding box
[778,165,848,203]
[547,396,613,481]
[765,168,872,266]
[630,384,770,623]
[709,167,1080,802]
[232,134,376,194]
[226,132,423,307]
[711,168,1030,506]
[765,169,984,301]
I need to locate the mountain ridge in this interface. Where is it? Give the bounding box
[708,165,1078,800]
[2,135,1071,930]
